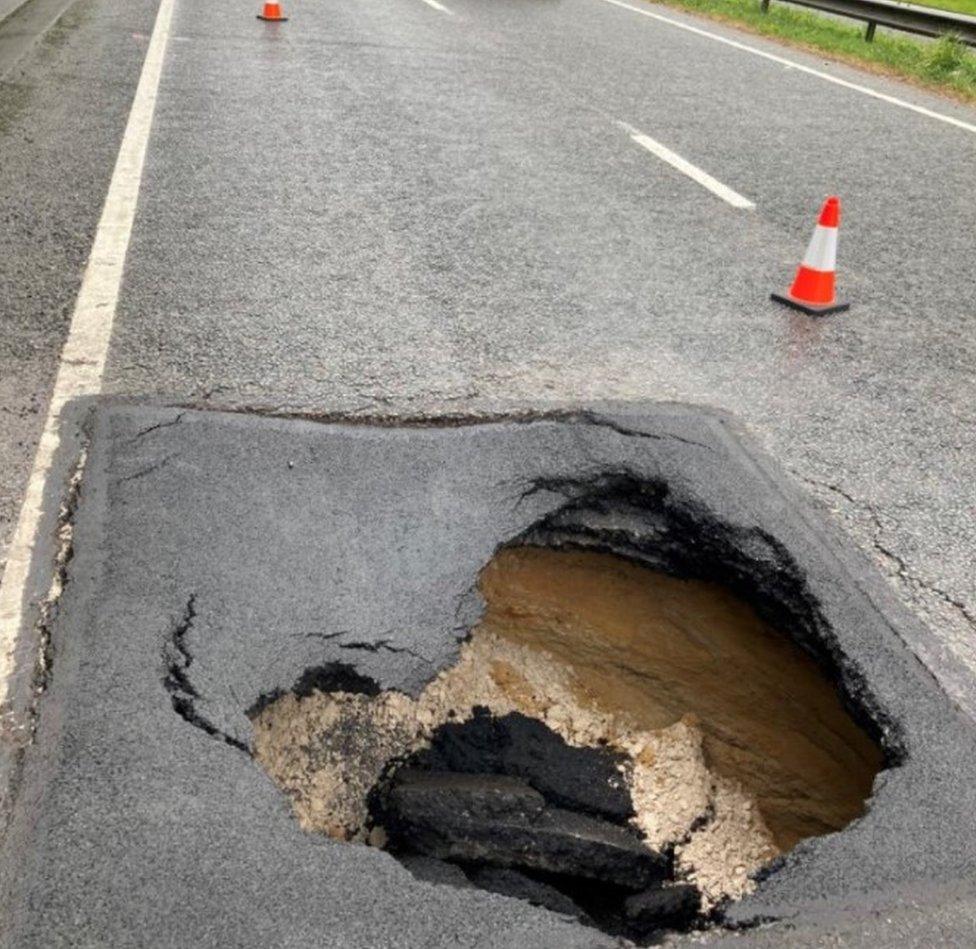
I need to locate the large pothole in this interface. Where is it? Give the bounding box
[251,546,883,941]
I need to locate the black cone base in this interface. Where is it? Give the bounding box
[771,292,850,316]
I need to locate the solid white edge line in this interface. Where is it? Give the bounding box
[420,0,453,13]
[596,0,976,136]
[0,0,176,706]
[622,124,756,208]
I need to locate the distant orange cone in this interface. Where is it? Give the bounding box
[257,1,288,21]
[772,197,849,315]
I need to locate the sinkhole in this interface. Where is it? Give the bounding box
[250,546,884,942]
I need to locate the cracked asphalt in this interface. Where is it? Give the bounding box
[5,403,976,947]
[0,0,974,720]
[0,1,975,942]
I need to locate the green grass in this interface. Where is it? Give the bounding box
[648,0,976,101]
[908,0,976,17]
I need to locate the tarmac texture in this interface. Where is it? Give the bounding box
[1,0,975,944]
[0,0,159,587]
[1,403,974,947]
[1,0,974,726]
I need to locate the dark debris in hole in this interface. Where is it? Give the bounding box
[408,707,635,822]
[368,708,705,943]
[246,661,381,719]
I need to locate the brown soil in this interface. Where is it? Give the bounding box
[251,547,882,906]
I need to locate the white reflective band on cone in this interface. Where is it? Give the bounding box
[802,225,838,272]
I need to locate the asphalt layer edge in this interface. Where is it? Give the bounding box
[2,398,976,948]
[0,398,91,838]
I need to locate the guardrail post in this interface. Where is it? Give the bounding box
[865,20,877,39]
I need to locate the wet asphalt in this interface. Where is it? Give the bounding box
[4,403,976,947]
[0,0,160,586]
[0,0,975,944]
[0,0,974,743]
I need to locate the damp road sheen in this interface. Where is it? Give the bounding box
[252,547,882,906]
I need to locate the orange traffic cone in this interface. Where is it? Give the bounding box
[257,1,288,21]
[772,197,850,315]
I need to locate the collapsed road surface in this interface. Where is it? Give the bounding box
[0,0,975,945]
[1,403,976,946]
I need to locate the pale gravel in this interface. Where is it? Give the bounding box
[252,628,778,906]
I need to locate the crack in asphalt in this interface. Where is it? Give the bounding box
[115,453,175,485]
[299,628,434,663]
[162,595,249,754]
[0,434,88,844]
[126,411,186,444]
[510,468,652,515]
[338,639,429,661]
[299,630,349,642]
[797,472,976,633]
[575,411,713,452]
[23,445,87,745]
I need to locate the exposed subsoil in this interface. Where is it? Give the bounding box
[14,406,974,948]
[252,546,883,938]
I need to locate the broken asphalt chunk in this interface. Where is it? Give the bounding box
[387,770,547,824]
[623,883,701,933]
[385,770,666,889]
[465,866,590,921]
[417,708,634,822]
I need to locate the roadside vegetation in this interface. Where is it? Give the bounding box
[650,0,976,101]
[910,0,976,15]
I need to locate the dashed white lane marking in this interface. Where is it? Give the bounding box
[595,0,976,136]
[419,0,453,13]
[0,0,175,704]
[620,121,755,209]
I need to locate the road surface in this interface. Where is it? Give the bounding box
[1,0,975,942]
[1,0,974,712]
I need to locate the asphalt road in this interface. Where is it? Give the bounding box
[0,0,160,595]
[1,0,975,744]
[1,0,975,943]
[4,403,976,947]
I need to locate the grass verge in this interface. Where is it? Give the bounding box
[910,0,976,16]
[647,0,976,102]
